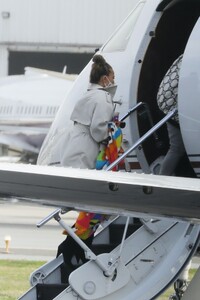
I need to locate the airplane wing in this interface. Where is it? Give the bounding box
[0,163,200,222]
[0,134,44,153]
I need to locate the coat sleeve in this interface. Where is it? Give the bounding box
[90,92,114,143]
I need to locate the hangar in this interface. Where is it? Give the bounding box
[0,0,138,76]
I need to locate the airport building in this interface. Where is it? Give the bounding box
[0,0,139,76]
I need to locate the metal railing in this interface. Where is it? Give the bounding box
[106,108,177,171]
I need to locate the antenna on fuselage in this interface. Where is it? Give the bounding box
[62,65,67,74]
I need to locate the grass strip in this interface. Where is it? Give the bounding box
[0,260,197,300]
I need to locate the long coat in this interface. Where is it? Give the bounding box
[60,83,115,169]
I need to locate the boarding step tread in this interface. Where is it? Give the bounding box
[36,283,68,300]
[91,243,116,255]
[109,221,142,244]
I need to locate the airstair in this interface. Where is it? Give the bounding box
[18,104,200,300]
[18,209,200,300]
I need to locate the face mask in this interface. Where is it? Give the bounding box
[104,76,114,88]
[104,83,118,98]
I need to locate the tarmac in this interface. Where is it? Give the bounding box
[0,199,78,261]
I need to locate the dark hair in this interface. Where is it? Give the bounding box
[90,55,112,84]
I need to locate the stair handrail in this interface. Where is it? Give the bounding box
[119,101,143,121]
[37,208,118,277]
[106,108,177,171]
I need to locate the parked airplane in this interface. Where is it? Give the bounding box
[0,0,200,299]
[0,67,76,162]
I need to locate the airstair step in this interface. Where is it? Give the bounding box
[92,243,116,255]
[36,283,68,300]
[109,221,142,244]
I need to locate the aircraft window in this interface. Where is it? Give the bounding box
[102,2,145,52]
[52,106,57,114]
[6,106,11,114]
[46,106,57,115]
[49,107,53,115]
[48,106,54,115]
[2,106,5,114]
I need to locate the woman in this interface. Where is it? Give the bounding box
[57,55,116,282]
[61,54,116,169]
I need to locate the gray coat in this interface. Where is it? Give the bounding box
[60,84,115,169]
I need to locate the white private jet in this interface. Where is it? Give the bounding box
[0,67,76,162]
[1,0,200,299]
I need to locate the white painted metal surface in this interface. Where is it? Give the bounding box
[0,163,200,221]
[179,18,200,157]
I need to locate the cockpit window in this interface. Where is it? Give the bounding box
[102,2,145,53]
